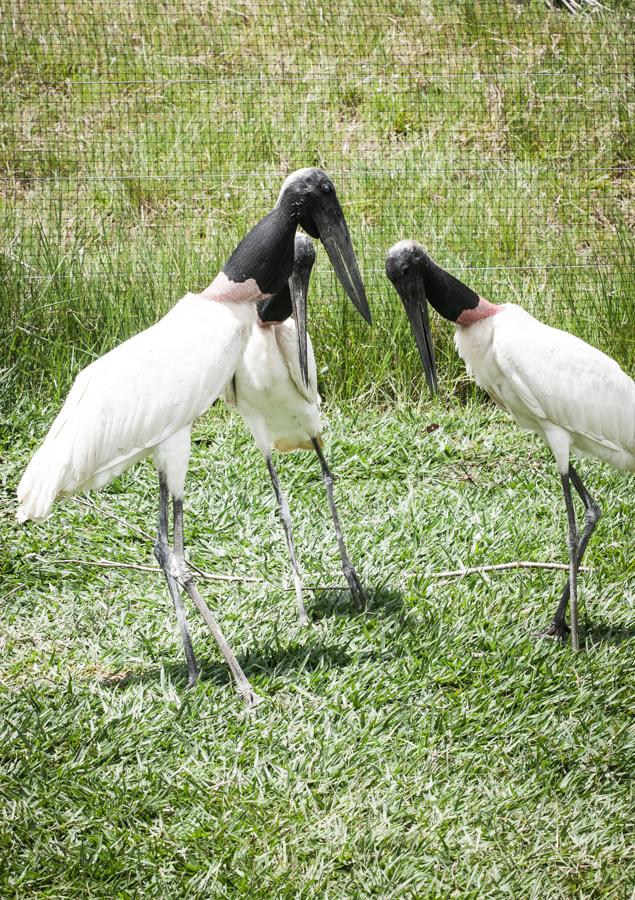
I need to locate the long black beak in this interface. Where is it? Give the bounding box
[394,272,438,396]
[312,200,372,325]
[289,264,311,386]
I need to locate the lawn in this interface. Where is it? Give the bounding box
[1,0,634,408]
[2,0,635,896]
[1,397,633,897]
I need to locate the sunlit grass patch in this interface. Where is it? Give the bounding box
[1,399,634,896]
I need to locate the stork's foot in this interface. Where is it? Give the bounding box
[536,620,570,642]
[344,565,367,610]
[241,688,265,709]
[297,610,310,628]
[186,666,200,690]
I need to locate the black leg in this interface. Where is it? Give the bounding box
[542,464,601,644]
[153,474,199,688]
[311,438,366,610]
[265,455,309,626]
[562,471,581,650]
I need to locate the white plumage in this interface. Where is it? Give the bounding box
[17,294,252,521]
[454,304,635,475]
[454,304,635,649]
[223,313,322,454]
[386,239,634,652]
[16,289,262,701]
[221,236,365,620]
[16,169,371,705]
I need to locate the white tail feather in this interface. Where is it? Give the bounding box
[16,440,72,523]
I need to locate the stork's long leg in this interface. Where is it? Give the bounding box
[542,464,601,643]
[311,438,366,609]
[170,494,262,707]
[265,455,309,626]
[178,572,263,707]
[153,475,199,688]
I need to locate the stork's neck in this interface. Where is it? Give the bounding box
[201,205,297,302]
[424,258,500,323]
[200,272,272,303]
[455,297,502,325]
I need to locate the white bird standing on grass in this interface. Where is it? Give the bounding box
[386,240,635,650]
[223,234,365,626]
[16,168,371,706]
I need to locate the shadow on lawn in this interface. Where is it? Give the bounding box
[585,620,635,647]
[308,584,405,620]
[100,585,408,690]
[98,641,355,691]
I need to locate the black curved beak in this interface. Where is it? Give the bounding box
[312,198,372,325]
[393,270,438,396]
[289,263,311,386]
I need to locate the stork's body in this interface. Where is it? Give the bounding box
[17,169,370,706]
[223,236,365,622]
[224,314,322,457]
[454,305,635,475]
[17,295,252,520]
[386,241,635,649]
[17,290,258,699]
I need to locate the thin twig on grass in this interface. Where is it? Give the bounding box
[24,554,349,592]
[432,561,587,578]
[73,496,155,541]
[72,496,247,583]
[24,553,261,584]
[25,551,585,589]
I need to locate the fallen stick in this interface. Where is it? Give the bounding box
[24,554,348,592]
[73,496,155,541]
[72,496,229,582]
[432,561,587,578]
[24,553,261,584]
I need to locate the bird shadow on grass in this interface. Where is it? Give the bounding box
[98,586,407,691]
[584,619,635,647]
[94,660,226,691]
[240,638,353,680]
[308,584,406,621]
[98,637,355,691]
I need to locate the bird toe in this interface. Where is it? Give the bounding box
[535,621,570,643]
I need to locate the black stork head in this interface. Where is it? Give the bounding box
[257,234,316,385]
[220,170,370,385]
[276,168,371,326]
[385,241,439,396]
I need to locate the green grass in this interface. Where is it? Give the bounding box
[1,0,634,407]
[1,3,634,894]
[1,398,634,897]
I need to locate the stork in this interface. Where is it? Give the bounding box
[16,168,371,706]
[386,240,635,650]
[223,234,365,626]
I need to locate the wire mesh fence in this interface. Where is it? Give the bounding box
[1,0,634,402]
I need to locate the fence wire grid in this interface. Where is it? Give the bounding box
[1,0,634,399]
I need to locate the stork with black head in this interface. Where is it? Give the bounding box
[17,168,370,707]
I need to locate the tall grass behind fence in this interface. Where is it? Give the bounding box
[1,1,633,408]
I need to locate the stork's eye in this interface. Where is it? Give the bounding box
[321,182,332,194]
[402,264,410,275]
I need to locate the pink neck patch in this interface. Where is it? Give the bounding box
[456,297,502,325]
[199,271,272,304]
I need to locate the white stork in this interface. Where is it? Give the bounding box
[386,240,635,650]
[223,234,365,626]
[16,169,371,706]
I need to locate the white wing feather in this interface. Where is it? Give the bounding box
[459,305,635,471]
[17,294,249,520]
